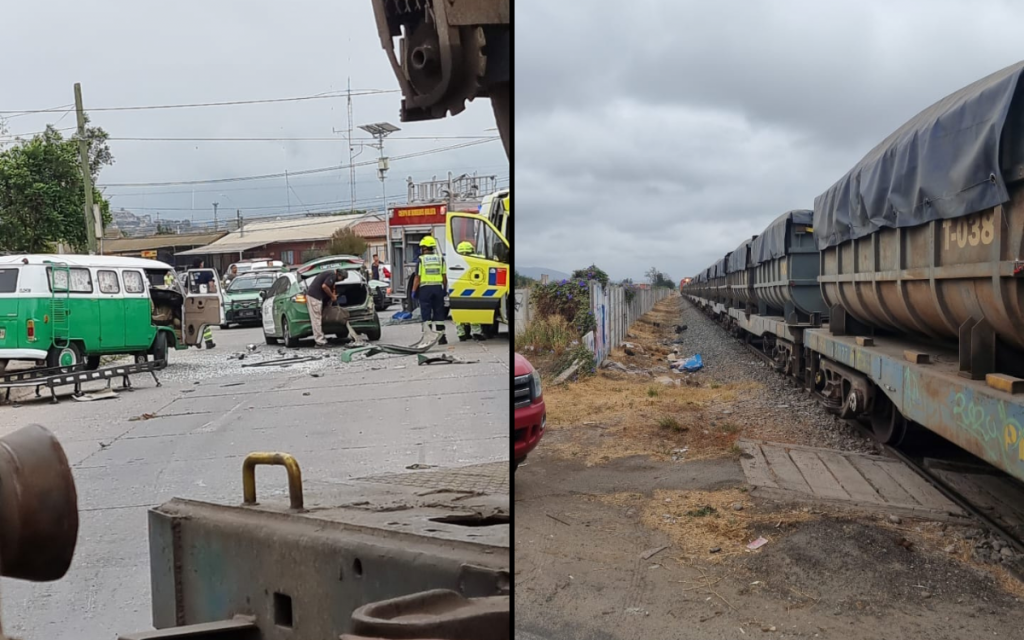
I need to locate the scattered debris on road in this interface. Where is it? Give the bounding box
[416,354,479,366]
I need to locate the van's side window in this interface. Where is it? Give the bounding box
[0,268,18,294]
[50,268,93,293]
[123,270,145,294]
[98,270,120,294]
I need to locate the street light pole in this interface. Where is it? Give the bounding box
[213,202,219,231]
[359,122,400,264]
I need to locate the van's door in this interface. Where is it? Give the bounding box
[445,213,510,326]
[95,269,126,350]
[120,269,153,350]
[0,267,21,358]
[182,269,222,345]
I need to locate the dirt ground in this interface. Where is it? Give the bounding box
[515,294,1024,640]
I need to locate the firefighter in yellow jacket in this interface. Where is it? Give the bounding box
[411,236,448,345]
[455,241,485,341]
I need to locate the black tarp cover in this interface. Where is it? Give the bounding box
[751,210,813,266]
[712,256,729,278]
[813,61,1024,250]
[726,237,756,273]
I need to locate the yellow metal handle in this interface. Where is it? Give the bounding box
[242,452,304,511]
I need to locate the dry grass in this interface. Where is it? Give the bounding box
[595,489,816,562]
[540,296,764,466]
[542,374,760,466]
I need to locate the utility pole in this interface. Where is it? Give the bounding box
[237,209,244,237]
[74,83,97,254]
[213,202,219,231]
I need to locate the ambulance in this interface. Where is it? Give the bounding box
[445,190,511,336]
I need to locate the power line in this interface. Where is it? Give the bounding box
[0,89,399,115]
[99,139,499,188]
[104,135,497,142]
[103,171,510,199]
[1,104,73,120]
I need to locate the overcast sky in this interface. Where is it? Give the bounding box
[0,1,506,224]
[517,0,1024,282]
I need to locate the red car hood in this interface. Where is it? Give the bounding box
[514,352,534,377]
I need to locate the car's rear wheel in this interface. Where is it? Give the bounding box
[282,317,299,348]
[46,343,82,370]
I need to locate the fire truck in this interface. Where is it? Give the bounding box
[386,203,452,310]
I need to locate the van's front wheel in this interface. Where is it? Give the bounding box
[46,343,82,370]
[150,332,169,365]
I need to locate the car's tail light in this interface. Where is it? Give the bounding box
[26,319,35,342]
[293,294,307,304]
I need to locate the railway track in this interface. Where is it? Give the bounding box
[700,304,1024,573]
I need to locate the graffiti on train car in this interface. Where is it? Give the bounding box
[949,388,1024,470]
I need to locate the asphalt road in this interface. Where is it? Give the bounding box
[0,318,509,639]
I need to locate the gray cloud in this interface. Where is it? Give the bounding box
[0,0,507,221]
[517,0,1024,281]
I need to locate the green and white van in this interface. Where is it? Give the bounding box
[0,255,224,372]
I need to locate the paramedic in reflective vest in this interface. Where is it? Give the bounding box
[455,241,485,342]
[411,236,448,345]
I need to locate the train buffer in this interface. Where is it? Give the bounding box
[0,360,163,405]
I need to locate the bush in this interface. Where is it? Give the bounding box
[571,265,609,287]
[530,279,596,337]
[517,315,576,353]
[553,343,596,380]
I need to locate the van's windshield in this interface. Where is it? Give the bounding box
[0,268,17,293]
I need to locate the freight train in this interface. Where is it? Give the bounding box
[683,61,1024,485]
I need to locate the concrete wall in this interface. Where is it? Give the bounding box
[514,284,672,363]
[513,288,532,334]
[585,284,673,364]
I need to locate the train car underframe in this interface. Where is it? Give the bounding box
[687,295,1024,485]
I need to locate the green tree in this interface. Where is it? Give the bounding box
[515,270,536,287]
[326,226,368,257]
[0,124,114,253]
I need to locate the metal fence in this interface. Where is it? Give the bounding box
[514,284,672,364]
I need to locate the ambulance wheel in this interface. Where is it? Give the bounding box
[483,322,500,338]
[47,343,82,370]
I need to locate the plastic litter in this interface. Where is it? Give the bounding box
[747,536,769,551]
[673,354,704,372]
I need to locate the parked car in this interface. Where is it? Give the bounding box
[221,272,278,328]
[225,259,287,283]
[260,257,382,346]
[369,279,391,311]
[514,353,545,473]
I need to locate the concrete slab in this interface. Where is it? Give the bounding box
[738,440,966,518]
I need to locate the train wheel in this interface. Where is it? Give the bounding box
[869,395,908,446]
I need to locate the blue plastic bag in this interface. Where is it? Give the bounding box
[392,311,413,321]
[678,354,703,372]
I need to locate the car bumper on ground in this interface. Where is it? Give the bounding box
[514,398,546,461]
[290,305,379,338]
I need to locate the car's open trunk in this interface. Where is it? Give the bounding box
[334,281,368,308]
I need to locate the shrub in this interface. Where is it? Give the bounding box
[517,315,575,353]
